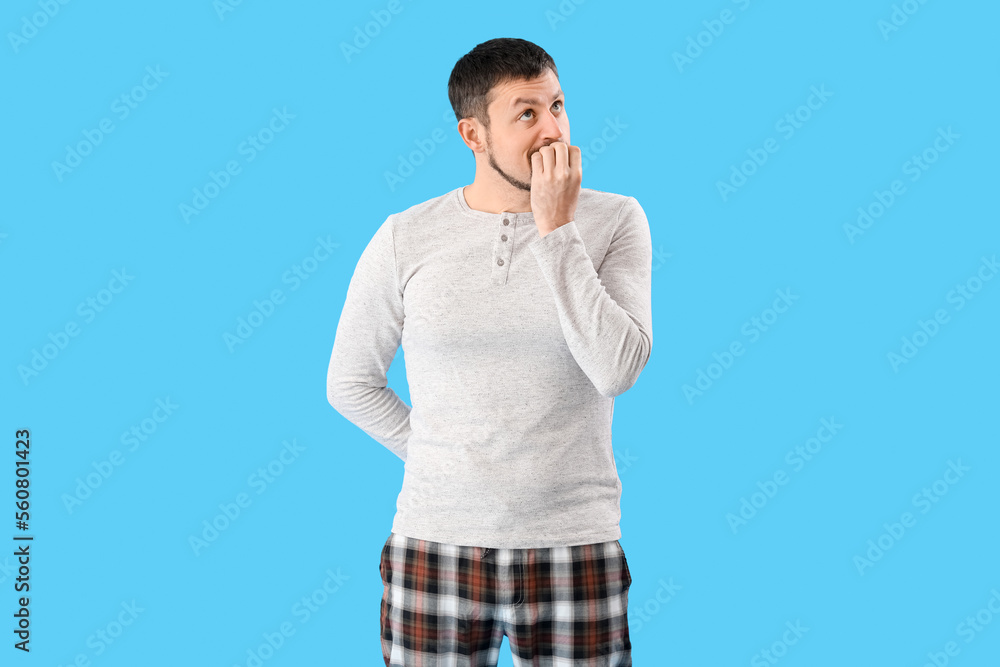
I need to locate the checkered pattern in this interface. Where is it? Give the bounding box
[379,532,633,666]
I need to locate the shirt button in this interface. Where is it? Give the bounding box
[497,258,504,266]
[501,234,507,241]
[503,220,510,226]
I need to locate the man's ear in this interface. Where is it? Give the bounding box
[457,118,485,153]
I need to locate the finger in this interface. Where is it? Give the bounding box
[552,142,569,174]
[568,145,582,173]
[531,150,543,176]
[540,145,555,174]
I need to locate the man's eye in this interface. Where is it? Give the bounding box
[521,101,563,120]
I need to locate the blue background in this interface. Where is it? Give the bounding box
[3,0,999,665]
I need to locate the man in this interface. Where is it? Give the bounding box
[327,37,652,666]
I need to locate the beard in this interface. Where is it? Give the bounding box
[485,130,533,192]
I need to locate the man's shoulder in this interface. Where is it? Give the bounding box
[388,188,460,224]
[579,187,632,204]
[581,187,627,197]
[578,187,643,220]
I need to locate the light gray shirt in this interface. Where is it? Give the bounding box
[327,185,653,548]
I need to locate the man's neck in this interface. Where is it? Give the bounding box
[463,181,531,214]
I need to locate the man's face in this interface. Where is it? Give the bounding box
[481,69,569,192]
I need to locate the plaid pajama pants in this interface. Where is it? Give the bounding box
[379,532,633,666]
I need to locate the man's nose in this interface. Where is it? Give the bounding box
[537,110,563,142]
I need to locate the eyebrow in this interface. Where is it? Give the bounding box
[510,91,564,110]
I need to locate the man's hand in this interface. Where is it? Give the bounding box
[530,141,582,238]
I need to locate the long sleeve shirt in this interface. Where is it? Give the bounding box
[326,185,652,548]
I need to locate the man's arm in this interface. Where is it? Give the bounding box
[326,214,411,462]
[527,196,653,398]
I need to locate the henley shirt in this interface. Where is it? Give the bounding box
[326,185,652,548]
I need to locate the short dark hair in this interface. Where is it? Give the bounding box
[448,38,559,132]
